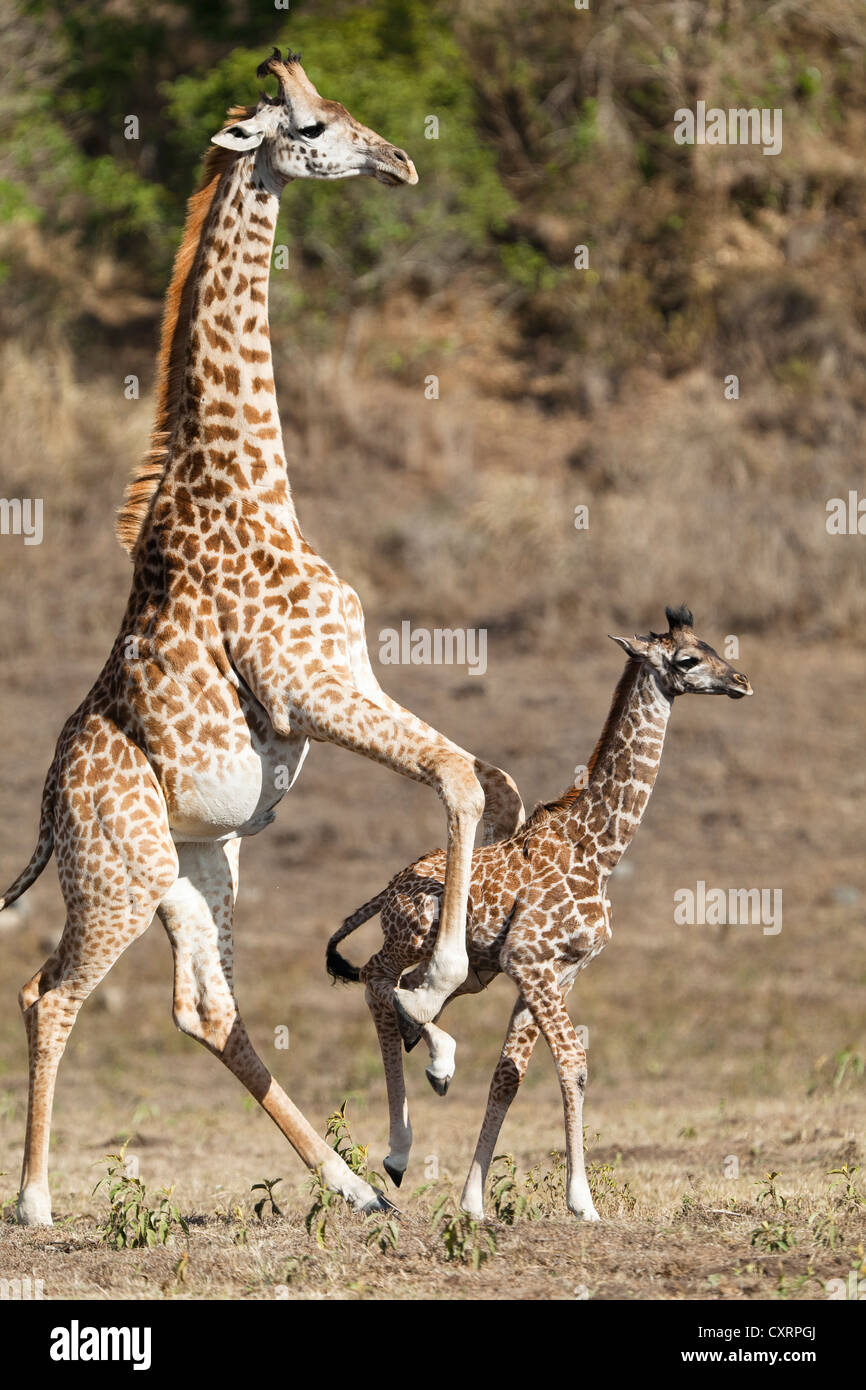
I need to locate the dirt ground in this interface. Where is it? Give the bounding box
[1,627,864,1300]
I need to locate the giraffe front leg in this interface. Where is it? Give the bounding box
[389,756,480,1044]
[510,961,599,1221]
[274,676,484,1043]
[460,997,540,1219]
[390,961,457,1095]
[422,1021,457,1096]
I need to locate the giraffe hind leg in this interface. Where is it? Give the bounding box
[460,995,540,1220]
[18,788,179,1227]
[364,971,417,1186]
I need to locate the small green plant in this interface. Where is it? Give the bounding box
[750,1171,798,1251]
[93,1145,188,1250]
[810,1049,866,1094]
[305,1170,340,1249]
[587,1160,637,1217]
[751,1219,796,1253]
[827,1164,865,1214]
[304,1100,384,1248]
[812,1165,866,1248]
[429,1194,496,1268]
[365,1210,400,1253]
[756,1170,788,1213]
[251,1176,284,1221]
[324,1100,384,1184]
[811,1211,841,1250]
[524,1150,566,1216]
[489,1153,538,1225]
[774,1267,814,1299]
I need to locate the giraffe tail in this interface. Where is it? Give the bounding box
[326,887,389,984]
[0,763,56,911]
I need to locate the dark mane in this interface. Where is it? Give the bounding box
[665,603,694,630]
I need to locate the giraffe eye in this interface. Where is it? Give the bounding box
[676,656,700,669]
[297,122,325,139]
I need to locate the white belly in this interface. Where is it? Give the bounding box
[169,735,310,843]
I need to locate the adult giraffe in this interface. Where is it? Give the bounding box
[1,50,523,1226]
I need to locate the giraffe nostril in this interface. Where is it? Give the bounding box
[392,148,408,163]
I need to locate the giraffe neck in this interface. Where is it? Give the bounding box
[563,659,673,876]
[157,150,297,527]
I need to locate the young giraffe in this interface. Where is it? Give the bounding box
[327,607,753,1219]
[0,50,523,1227]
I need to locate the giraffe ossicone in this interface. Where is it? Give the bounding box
[1,50,523,1228]
[327,607,753,1219]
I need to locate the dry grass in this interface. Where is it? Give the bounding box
[1,1070,864,1300]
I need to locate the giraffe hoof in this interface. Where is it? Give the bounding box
[569,1204,601,1222]
[383,1159,405,1188]
[17,1186,53,1226]
[362,1188,402,1218]
[392,994,423,1051]
[425,1067,450,1097]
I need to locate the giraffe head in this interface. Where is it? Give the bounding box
[211,49,418,188]
[610,605,753,700]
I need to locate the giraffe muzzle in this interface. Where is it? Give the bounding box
[726,674,753,699]
[371,147,418,186]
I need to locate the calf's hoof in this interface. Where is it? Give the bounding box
[425,1067,451,1097]
[383,1159,405,1188]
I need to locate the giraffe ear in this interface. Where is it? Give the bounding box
[609,634,648,659]
[211,118,266,151]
